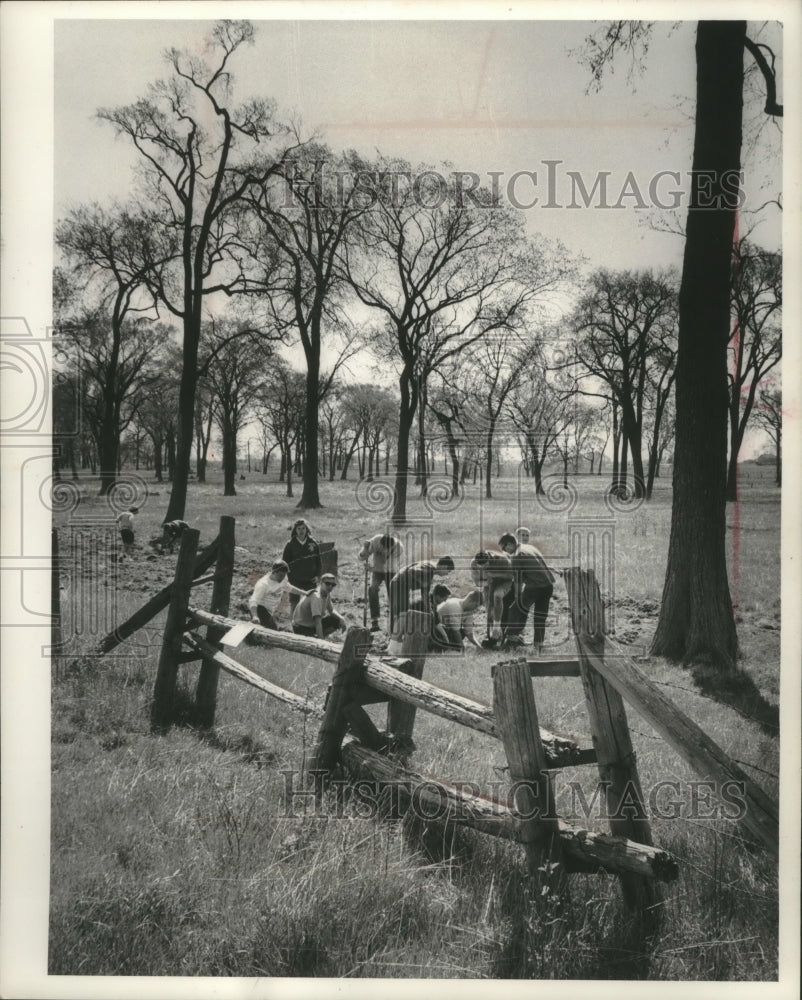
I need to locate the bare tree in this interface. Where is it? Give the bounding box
[569,268,679,499]
[254,360,306,498]
[508,360,573,495]
[55,206,169,493]
[201,319,274,496]
[345,160,568,522]
[241,145,369,508]
[98,20,299,521]
[753,383,782,487]
[581,19,781,669]
[726,239,782,499]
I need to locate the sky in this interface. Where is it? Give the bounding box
[53,17,781,275]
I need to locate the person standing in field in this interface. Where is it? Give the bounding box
[116,507,138,558]
[498,531,555,652]
[388,556,454,634]
[435,589,484,652]
[359,532,405,632]
[470,549,513,646]
[291,572,347,639]
[248,560,310,631]
[282,518,322,613]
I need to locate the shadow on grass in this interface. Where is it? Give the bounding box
[688,662,779,737]
[489,871,659,980]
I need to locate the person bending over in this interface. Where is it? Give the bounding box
[470,550,513,645]
[359,532,405,632]
[498,532,555,651]
[388,556,454,633]
[249,560,310,630]
[291,573,347,639]
[435,589,484,652]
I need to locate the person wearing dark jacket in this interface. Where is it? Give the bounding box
[498,532,555,650]
[281,519,322,612]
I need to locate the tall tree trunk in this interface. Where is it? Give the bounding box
[611,400,621,491]
[485,423,495,500]
[164,323,199,520]
[222,422,237,497]
[725,403,742,500]
[417,380,428,497]
[651,20,742,670]
[392,368,417,524]
[775,429,781,487]
[297,323,322,508]
[285,439,294,498]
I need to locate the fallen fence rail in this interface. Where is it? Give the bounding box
[341,742,679,882]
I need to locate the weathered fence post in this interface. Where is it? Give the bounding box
[564,567,661,922]
[493,660,561,876]
[386,610,429,747]
[310,625,372,775]
[194,516,235,728]
[151,528,200,732]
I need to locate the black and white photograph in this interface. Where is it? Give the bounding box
[1,1,800,996]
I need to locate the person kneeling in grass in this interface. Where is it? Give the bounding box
[249,560,310,631]
[434,589,484,652]
[291,573,347,639]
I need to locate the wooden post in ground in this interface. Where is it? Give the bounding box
[492,659,561,876]
[96,536,220,655]
[386,610,429,746]
[194,516,235,728]
[310,625,372,774]
[151,528,200,732]
[564,567,661,922]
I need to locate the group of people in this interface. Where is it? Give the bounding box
[115,509,192,558]
[248,519,555,653]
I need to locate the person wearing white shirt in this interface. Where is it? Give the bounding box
[116,507,138,557]
[249,560,310,630]
[435,589,483,651]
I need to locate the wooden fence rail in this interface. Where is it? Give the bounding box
[341,742,679,882]
[185,609,592,768]
[96,536,220,654]
[563,567,779,859]
[99,516,781,920]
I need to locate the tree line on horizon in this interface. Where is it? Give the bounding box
[53,18,783,671]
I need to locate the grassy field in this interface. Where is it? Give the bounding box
[49,464,781,979]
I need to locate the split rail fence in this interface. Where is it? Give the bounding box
[97,515,780,922]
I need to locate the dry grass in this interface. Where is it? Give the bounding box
[49,465,781,979]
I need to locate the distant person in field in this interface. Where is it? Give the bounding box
[388,556,454,633]
[291,572,347,639]
[117,507,138,557]
[499,531,555,651]
[359,532,405,632]
[470,550,513,646]
[162,519,190,553]
[282,519,322,612]
[435,589,484,652]
[249,560,310,631]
